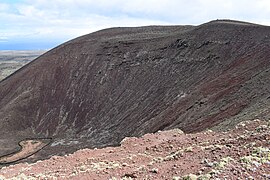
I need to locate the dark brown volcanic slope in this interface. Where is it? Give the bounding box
[0,20,270,161]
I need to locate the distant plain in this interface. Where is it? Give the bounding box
[0,50,46,81]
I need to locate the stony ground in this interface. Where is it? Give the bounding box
[0,119,269,179]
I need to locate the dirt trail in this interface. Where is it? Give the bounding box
[0,139,51,164]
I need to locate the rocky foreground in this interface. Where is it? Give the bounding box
[0,119,269,179]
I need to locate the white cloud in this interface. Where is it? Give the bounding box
[0,3,9,11]
[0,36,8,43]
[0,0,270,49]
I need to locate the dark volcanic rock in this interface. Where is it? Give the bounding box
[0,20,270,161]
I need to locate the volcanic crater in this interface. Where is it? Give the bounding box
[0,19,270,164]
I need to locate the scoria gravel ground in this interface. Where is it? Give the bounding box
[0,119,269,179]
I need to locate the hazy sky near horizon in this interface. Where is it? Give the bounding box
[0,0,270,50]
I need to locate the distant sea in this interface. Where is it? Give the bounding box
[0,42,59,50]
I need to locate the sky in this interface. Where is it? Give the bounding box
[0,0,270,50]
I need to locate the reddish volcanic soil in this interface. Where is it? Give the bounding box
[0,119,269,179]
